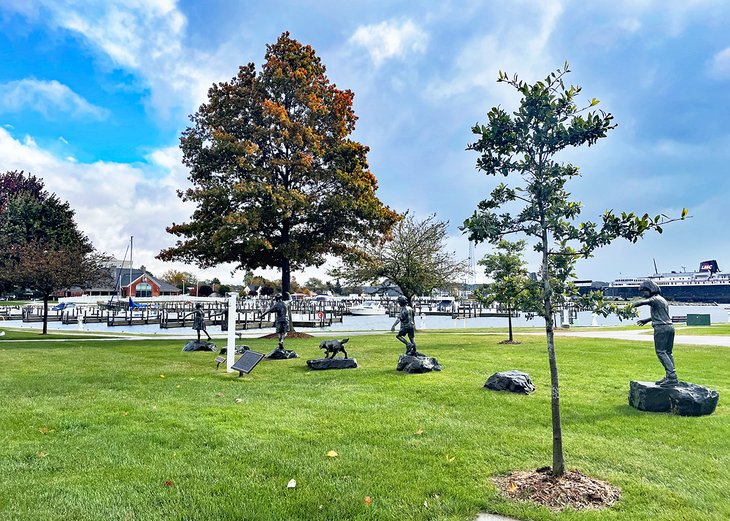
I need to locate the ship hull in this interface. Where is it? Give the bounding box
[604,284,730,303]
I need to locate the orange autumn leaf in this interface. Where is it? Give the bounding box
[364,496,372,506]
[164,480,174,487]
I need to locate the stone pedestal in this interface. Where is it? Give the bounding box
[307,358,358,370]
[265,347,298,360]
[484,370,535,394]
[182,340,217,352]
[396,354,442,373]
[629,380,719,416]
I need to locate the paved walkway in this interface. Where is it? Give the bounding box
[554,328,730,347]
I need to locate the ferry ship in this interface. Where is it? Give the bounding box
[601,260,730,303]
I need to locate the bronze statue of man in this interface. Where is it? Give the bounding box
[634,280,677,386]
[391,295,416,355]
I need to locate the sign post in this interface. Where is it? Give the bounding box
[226,292,238,372]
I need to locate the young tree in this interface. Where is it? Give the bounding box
[476,240,537,343]
[332,213,467,304]
[158,32,399,294]
[462,64,686,477]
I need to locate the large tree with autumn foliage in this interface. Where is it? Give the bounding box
[159,32,400,293]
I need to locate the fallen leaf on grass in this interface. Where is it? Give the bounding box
[159,374,165,379]
[445,454,455,462]
[326,450,338,458]
[287,479,296,489]
[36,452,48,458]
[364,496,372,506]
[164,480,174,487]
[508,481,518,493]
[414,427,424,436]
[38,427,54,435]
[424,500,429,508]
[215,392,224,397]
[234,398,243,404]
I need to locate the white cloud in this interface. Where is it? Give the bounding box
[4,0,230,120]
[425,0,563,101]
[349,19,428,67]
[0,79,109,120]
[709,47,730,78]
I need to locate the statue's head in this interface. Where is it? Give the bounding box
[274,293,282,301]
[195,303,202,309]
[639,279,661,296]
[397,295,408,306]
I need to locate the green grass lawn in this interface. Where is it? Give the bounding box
[674,324,730,335]
[0,332,727,520]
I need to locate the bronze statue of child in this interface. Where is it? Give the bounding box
[190,303,211,342]
[391,295,417,355]
[634,279,677,386]
[260,292,290,349]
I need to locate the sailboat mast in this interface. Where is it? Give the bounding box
[130,236,133,298]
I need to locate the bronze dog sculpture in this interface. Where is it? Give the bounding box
[319,338,349,359]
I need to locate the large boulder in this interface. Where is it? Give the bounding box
[307,358,358,370]
[484,370,535,394]
[629,380,719,416]
[182,340,217,352]
[396,354,442,373]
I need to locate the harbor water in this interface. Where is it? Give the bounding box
[2,304,728,336]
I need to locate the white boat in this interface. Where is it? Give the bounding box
[349,301,387,315]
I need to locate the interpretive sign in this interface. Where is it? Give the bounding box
[231,350,265,377]
[214,356,226,369]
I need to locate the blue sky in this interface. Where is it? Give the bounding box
[1,0,729,286]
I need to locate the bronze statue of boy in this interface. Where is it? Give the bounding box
[391,295,417,355]
[634,280,677,386]
[260,292,290,349]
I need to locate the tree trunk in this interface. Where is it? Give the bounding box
[542,230,565,477]
[281,259,291,295]
[281,257,295,332]
[42,293,49,335]
[507,302,513,342]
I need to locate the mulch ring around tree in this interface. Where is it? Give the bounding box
[498,340,521,345]
[259,332,313,339]
[493,467,620,511]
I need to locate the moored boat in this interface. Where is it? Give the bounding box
[349,301,387,315]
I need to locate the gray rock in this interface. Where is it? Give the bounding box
[182,340,218,352]
[307,358,358,370]
[484,370,535,394]
[629,380,719,416]
[396,354,442,373]
[265,347,298,360]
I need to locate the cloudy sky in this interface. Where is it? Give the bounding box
[1,0,729,286]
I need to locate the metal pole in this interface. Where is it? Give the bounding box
[226,292,238,371]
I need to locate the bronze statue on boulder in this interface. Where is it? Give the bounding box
[260,292,297,359]
[391,295,417,355]
[633,280,677,386]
